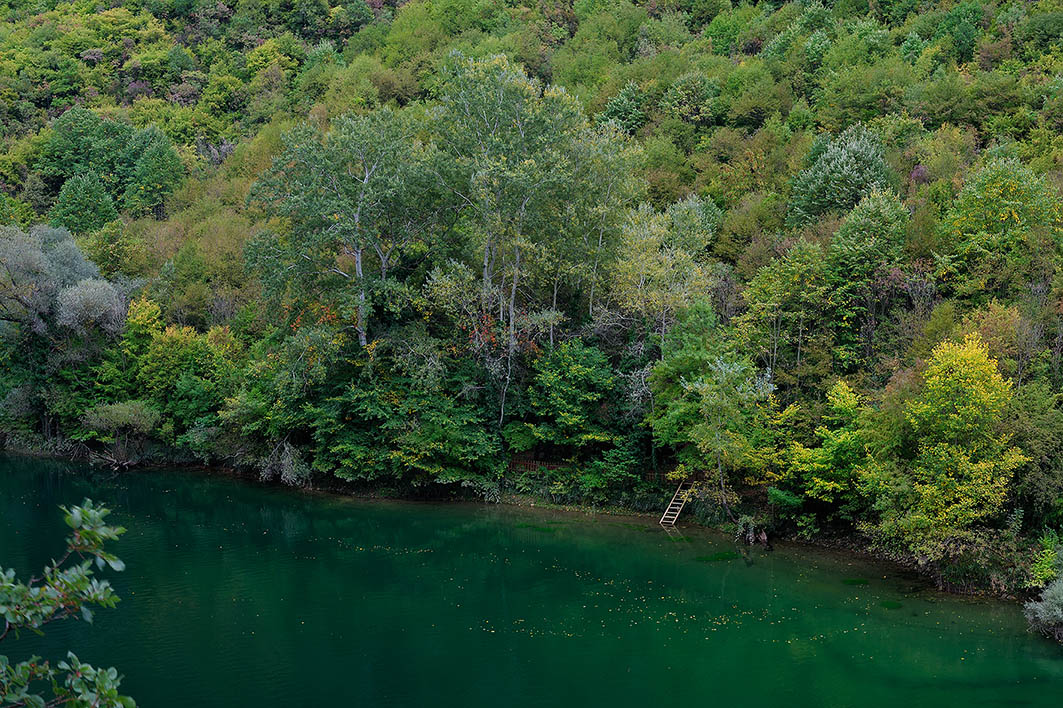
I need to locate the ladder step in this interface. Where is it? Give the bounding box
[659,480,693,526]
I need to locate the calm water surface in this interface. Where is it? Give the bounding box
[1,454,1061,706]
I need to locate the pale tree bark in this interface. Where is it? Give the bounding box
[354,246,367,347]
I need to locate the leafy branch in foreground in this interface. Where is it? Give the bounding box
[0,501,135,708]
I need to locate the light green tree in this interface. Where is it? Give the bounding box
[940,159,1063,298]
[737,239,834,393]
[435,54,599,355]
[251,107,425,347]
[650,321,776,522]
[612,195,721,338]
[432,53,640,420]
[866,334,1027,560]
[788,380,867,519]
[683,354,777,522]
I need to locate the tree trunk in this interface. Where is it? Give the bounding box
[498,247,522,427]
[354,246,367,347]
[482,241,492,311]
[508,246,520,356]
[717,450,738,524]
[550,279,559,347]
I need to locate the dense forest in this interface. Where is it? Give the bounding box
[3,0,1063,612]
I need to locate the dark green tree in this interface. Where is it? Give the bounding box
[49,175,119,234]
[121,132,185,218]
[788,124,891,227]
[597,81,646,134]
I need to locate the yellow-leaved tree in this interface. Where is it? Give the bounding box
[870,333,1027,561]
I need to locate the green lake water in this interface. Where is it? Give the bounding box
[2,454,1061,706]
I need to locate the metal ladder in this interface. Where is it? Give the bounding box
[659,480,693,527]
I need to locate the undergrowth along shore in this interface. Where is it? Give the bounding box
[6,441,1048,608]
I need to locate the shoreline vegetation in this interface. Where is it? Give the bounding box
[4,0,1063,646]
[9,460,1059,708]
[0,446,1040,608]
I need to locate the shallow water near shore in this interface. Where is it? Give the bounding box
[2,454,1061,706]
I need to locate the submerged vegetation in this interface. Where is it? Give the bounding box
[2,0,1063,630]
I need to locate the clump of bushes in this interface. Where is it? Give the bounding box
[1026,577,1063,644]
[1025,530,1063,643]
[1029,530,1060,587]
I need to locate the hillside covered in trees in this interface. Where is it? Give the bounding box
[4,0,1063,602]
